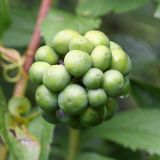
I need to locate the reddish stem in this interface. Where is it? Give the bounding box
[13,0,52,96]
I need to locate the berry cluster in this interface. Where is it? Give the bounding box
[29,29,132,129]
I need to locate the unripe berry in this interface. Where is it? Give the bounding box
[69,35,93,54]
[103,70,124,96]
[82,68,104,89]
[111,49,132,75]
[58,84,88,115]
[52,29,79,55]
[88,89,107,108]
[91,45,112,71]
[84,30,110,47]
[29,62,50,84]
[35,84,58,112]
[43,65,71,92]
[40,110,59,124]
[105,97,118,120]
[64,50,92,77]
[35,45,59,64]
[80,106,107,127]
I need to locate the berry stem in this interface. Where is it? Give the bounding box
[67,128,80,160]
[13,0,52,96]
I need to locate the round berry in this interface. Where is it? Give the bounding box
[111,49,132,75]
[35,45,59,64]
[79,106,106,127]
[64,50,92,77]
[35,84,58,112]
[43,65,71,92]
[84,30,110,47]
[82,68,103,89]
[58,84,88,115]
[119,76,130,98]
[103,70,124,96]
[29,62,50,84]
[40,109,59,124]
[105,97,118,120]
[51,29,79,55]
[110,41,122,50]
[88,89,107,108]
[91,45,112,71]
[69,35,93,54]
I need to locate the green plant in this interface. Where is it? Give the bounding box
[0,0,160,160]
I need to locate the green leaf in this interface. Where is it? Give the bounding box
[130,76,160,108]
[29,116,54,160]
[0,0,11,38]
[76,0,150,17]
[82,109,160,155]
[0,113,40,160]
[2,9,35,47]
[41,9,101,44]
[76,152,116,160]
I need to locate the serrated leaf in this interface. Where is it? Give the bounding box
[130,76,160,108]
[82,109,160,155]
[0,0,11,38]
[76,0,150,17]
[76,152,116,160]
[154,1,160,19]
[29,116,54,160]
[41,9,101,44]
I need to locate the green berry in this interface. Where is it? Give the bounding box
[103,70,124,96]
[64,50,92,77]
[58,84,88,115]
[56,109,75,124]
[105,97,118,120]
[29,62,50,84]
[40,109,59,124]
[119,76,130,98]
[110,41,122,50]
[91,45,112,71]
[84,30,110,47]
[43,65,71,92]
[35,45,59,64]
[88,89,107,108]
[69,35,93,54]
[111,49,132,75]
[35,84,58,112]
[82,68,103,89]
[80,106,107,127]
[51,29,79,55]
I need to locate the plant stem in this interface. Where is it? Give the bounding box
[67,128,80,160]
[13,0,52,96]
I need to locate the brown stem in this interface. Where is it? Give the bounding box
[13,0,52,96]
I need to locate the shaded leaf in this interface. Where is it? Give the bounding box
[1,114,40,160]
[2,9,35,47]
[0,0,11,38]
[130,76,160,108]
[76,152,116,160]
[76,0,150,17]
[29,116,54,160]
[41,9,101,44]
[82,109,160,155]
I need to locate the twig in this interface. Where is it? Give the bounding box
[13,0,52,96]
[67,128,80,160]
